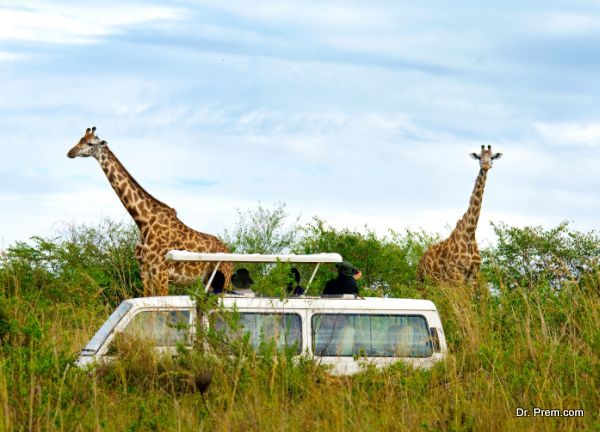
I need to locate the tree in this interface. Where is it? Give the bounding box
[222,202,299,255]
[297,218,437,296]
[481,221,600,290]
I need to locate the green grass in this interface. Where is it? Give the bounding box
[0,220,598,431]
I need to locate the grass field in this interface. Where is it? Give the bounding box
[0,218,598,431]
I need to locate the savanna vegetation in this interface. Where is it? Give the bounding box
[0,204,598,431]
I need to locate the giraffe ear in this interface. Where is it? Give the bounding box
[491,153,503,160]
[470,153,481,160]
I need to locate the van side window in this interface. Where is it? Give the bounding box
[212,313,302,354]
[312,314,433,358]
[121,310,191,347]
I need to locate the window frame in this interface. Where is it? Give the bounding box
[209,311,304,354]
[310,313,434,358]
[102,307,195,354]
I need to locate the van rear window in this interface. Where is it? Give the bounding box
[312,314,433,358]
[212,313,302,354]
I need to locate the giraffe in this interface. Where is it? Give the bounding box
[67,127,232,296]
[417,145,502,286]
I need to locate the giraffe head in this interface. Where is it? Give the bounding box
[67,127,107,159]
[470,145,502,171]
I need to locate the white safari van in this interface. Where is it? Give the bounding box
[77,252,447,375]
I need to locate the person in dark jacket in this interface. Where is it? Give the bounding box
[231,268,254,294]
[208,270,226,294]
[286,267,305,296]
[323,261,361,295]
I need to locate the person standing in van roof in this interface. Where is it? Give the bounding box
[208,270,226,295]
[323,261,361,295]
[286,267,305,296]
[231,268,254,294]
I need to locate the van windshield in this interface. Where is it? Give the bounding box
[82,301,132,354]
[312,314,433,358]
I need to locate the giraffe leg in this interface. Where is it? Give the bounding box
[140,265,151,296]
[416,261,427,283]
[445,266,464,287]
[138,267,152,296]
[417,252,437,284]
[148,265,170,296]
[220,261,233,290]
[135,244,153,296]
[466,257,481,289]
[138,260,167,297]
[134,242,144,262]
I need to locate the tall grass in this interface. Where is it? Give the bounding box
[0,218,598,431]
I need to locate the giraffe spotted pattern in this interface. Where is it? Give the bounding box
[417,145,502,287]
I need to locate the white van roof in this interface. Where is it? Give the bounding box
[165,251,343,263]
[123,295,438,312]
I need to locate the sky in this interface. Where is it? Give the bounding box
[1,0,599,250]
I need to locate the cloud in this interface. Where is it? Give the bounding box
[533,11,600,36]
[0,51,25,62]
[535,122,600,147]
[0,1,186,45]
[190,0,394,30]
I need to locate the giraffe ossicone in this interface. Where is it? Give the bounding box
[417,145,502,287]
[67,127,232,296]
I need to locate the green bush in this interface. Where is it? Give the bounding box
[222,202,299,255]
[297,217,437,296]
[0,219,142,306]
[222,203,438,297]
[481,221,600,290]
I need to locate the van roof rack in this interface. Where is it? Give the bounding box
[165,251,344,293]
[166,251,343,263]
[320,294,360,299]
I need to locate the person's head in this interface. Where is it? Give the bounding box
[231,268,253,289]
[289,267,300,284]
[210,270,226,294]
[336,261,361,279]
[286,267,301,293]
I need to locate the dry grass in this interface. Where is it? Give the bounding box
[1,273,598,431]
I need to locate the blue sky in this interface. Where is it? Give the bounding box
[1,0,599,249]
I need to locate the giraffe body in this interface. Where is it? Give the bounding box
[417,146,501,286]
[68,127,232,296]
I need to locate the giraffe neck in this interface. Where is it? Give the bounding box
[456,168,488,238]
[96,146,175,235]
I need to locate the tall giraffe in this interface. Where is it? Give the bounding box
[67,127,232,296]
[417,145,502,286]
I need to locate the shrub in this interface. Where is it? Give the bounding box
[0,219,142,305]
[482,221,600,290]
[222,202,299,254]
[297,218,437,296]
